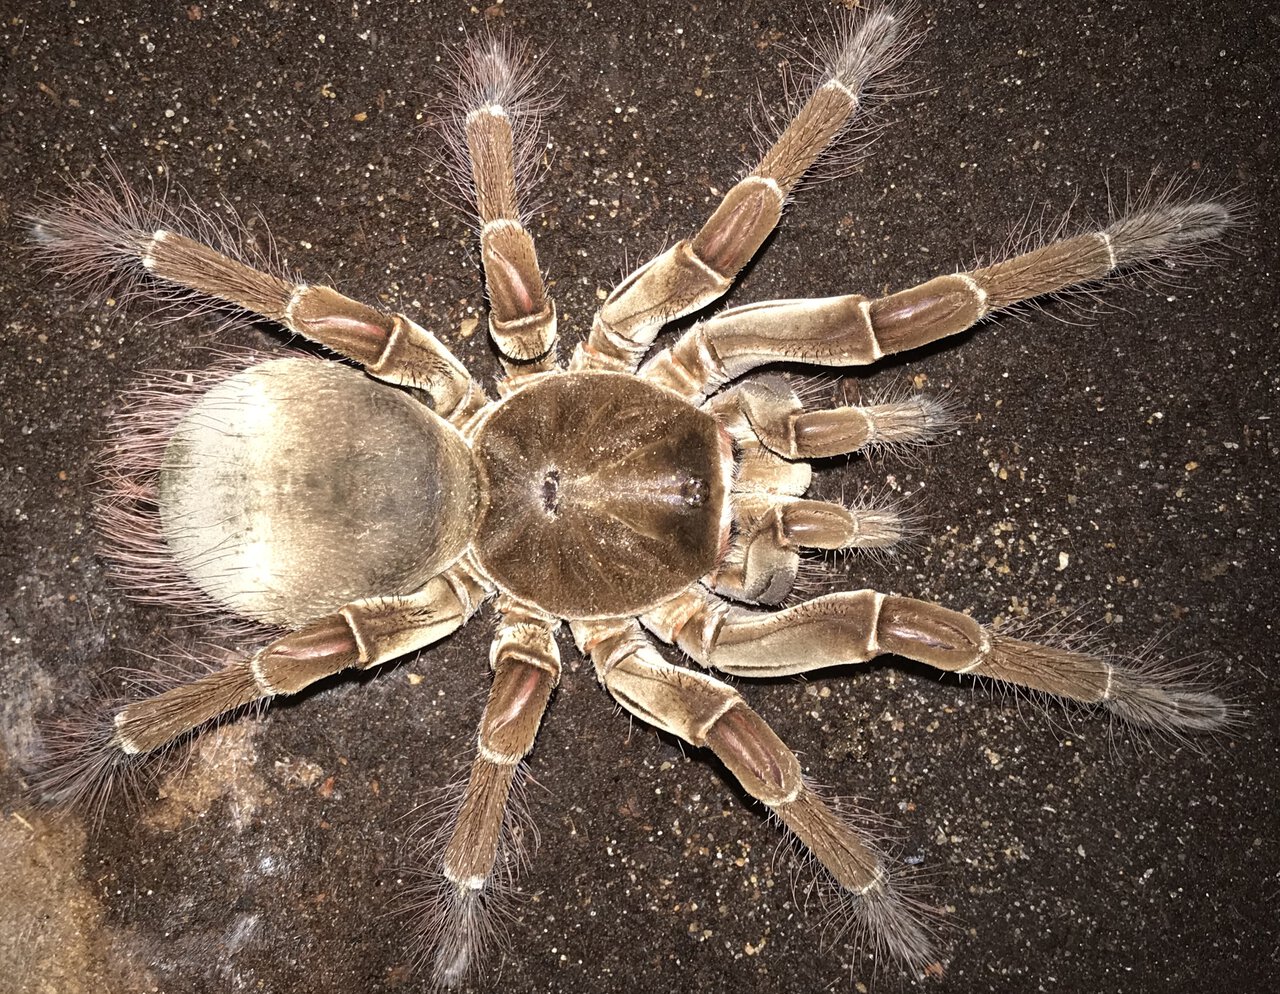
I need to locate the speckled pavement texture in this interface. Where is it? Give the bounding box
[1,2,1276,993]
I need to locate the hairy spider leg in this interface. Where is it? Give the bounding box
[639,194,1232,607]
[711,376,953,461]
[640,193,1234,401]
[644,588,1230,739]
[573,617,937,972]
[707,377,917,604]
[33,564,489,810]
[443,33,559,373]
[414,604,560,985]
[27,177,487,423]
[574,6,918,373]
[709,491,909,606]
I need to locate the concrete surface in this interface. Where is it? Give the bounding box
[2,1,1275,993]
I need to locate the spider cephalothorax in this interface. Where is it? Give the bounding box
[28,5,1234,986]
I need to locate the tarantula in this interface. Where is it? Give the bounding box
[28,6,1233,986]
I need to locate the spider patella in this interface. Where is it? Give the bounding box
[28,6,1233,986]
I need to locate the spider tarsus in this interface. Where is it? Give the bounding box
[778,785,941,976]
[1104,192,1238,268]
[864,391,956,449]
[981,627,1236,745]
[426,882,492,988]
[845,503,907,549]
[854,877,942,976]
[452,31,549,116]
[24,177,156,298]
[30,648,276,824]
[762,2,920,184]
[27,693,148,826]
[402,764,534,986]
[969,177,1240,321]
[1103,656,1237,739]
[819,3,918,96]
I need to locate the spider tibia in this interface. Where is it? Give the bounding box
[432,29,555,250]
[479,218,556,360]
[705,704,803,806]
[415,756,535,987]
[284,284,398,364]
[140,227,291,314]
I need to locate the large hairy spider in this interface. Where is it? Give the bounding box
[25,6,1236,987]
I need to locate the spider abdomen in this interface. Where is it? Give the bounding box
[158,358,481,627]
[471,371,731,619]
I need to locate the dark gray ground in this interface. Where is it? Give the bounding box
[2,2,1276,993]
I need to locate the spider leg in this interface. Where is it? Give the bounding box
[640,195,1235,400]
[442,34,558,374]
[417,604,559,987]
[710,376,951,461]
[573,6,916,373]
[26,175,486,423]
[712,494,906,605]
[708,376,909,604]
[572,617,936,973]
[644,589,1230,737]
[718,377,814,497]
[34,565,488,807]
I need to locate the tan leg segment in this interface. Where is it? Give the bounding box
[110,565,488,756]
[459,99,557,369]
[571,617,935,971]
[135,230,486,421]
[643,587,1230,734]
[427,605,560,985]
[712,495,905,605]
[641,197,1234,400]
[710,377,949,461]
[574,10,913,373]
[710,376,813,496]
